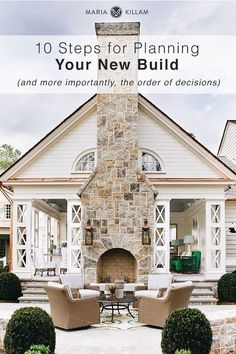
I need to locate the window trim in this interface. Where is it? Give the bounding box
[139,149,165,174]
[71,149,97,174]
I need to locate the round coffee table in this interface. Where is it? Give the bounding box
[97,296,137,323]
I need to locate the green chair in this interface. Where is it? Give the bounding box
[191,250,201,273]
[170,257,183,272]
[170,251,201,273]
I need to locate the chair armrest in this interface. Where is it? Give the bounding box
[84,284,100,291]
[158,287,168,297]
[71,287,81,299]
[135,285,148,291]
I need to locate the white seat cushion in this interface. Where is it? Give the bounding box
[135,290,159,298]
[124,283,145,292]
[147,274,172,290]
[60,273,84,289]
[79,289,100,298]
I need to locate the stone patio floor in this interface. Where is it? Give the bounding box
[0,303,236,354]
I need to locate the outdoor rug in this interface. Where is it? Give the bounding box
[93,308,144,330]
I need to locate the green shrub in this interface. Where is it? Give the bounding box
[218,271,236,302]
[175,350,191,354]
[3,264,10,272]
[24,345,50,354]
[0,272,22,300]
[4,307,55,354]
[161,308,212,354]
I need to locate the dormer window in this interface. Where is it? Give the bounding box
[75,151,96,172]
[141,151,162,172]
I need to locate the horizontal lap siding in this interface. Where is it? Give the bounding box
[138,109,221,178]
[16,113,97,178]
[225,203,236,260]
[220,123,236,162]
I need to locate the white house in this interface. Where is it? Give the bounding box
[0,186,12,264]
[0,22,236,282]
[218,120,236,272]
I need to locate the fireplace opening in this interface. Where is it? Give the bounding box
[96,248,137,283]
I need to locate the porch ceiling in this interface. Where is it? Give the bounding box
[170,199,198,212]
[44,199,67,212]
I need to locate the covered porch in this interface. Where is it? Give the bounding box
[153,183,227,281]
[11,189,84,279]
[11,183,227,282]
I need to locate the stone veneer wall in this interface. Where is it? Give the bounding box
[79,23,155,284]
[80,94,155,284]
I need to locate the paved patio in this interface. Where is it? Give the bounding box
[0,303,236,354]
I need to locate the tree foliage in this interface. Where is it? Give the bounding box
[0,144,21,170]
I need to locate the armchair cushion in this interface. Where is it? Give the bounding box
[60,273,84,289]
[47,281,73,300]
[147,274,172,290]
[79,289,100,298]
[135,290,159,298]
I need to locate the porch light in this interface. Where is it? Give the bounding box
[183,235,194,256]
[229,227,236,233]
[84,219,93,246]
[142,218,151,245]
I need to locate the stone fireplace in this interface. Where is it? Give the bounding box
[79,22,157,284]
[97,248,137,283]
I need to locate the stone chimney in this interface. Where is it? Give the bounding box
[96,22,140,176]
[80,23,155,284]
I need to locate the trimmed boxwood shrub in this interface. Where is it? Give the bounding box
[218,271,236,302]
[4,307,55,354]
[24,345,50,354]
[161,308,212,354]
[0,272,22,300]
[175,351,191,354]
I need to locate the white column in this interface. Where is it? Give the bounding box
[67,200,82,273]
[205,200,226,279]
[13,200,32,278]
[153,200,170,273]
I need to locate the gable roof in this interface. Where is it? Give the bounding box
[218,156,236,174]
[0,94,235,183]
[139,94,236,180]
[0,94,97,182]
[218,120,236,156]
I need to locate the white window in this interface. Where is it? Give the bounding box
[4,204,11,219]
[141,151,162,172]
[75,151,95,172]
[74,150,96,172]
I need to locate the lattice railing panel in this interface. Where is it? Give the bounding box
[154,201,170,272]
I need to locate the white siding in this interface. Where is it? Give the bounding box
[16,113,97,178]
[138,109,221,178]
[219,122,236,164]
[225,201,236,270]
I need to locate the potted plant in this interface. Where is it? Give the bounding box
[108,284,117,299]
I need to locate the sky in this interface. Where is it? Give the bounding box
[0,0,236,155]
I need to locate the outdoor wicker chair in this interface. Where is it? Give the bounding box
[44,282,100,329]
[138,281,195,328]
